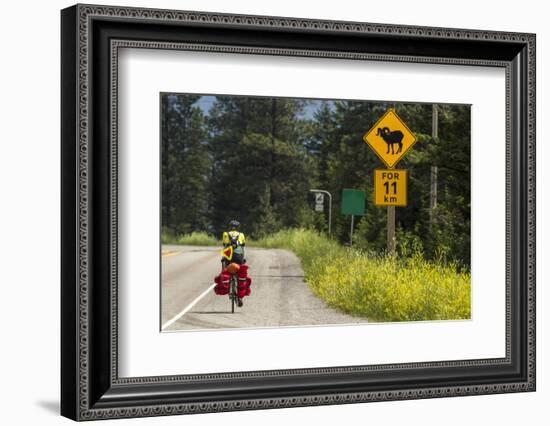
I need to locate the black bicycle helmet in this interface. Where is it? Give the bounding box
[228,219,240,229]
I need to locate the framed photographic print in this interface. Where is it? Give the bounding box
[61,3,536,421]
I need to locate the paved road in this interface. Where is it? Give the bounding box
[161,245,366,331]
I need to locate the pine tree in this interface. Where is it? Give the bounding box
[208,96,313,237]
[161,94,211,235]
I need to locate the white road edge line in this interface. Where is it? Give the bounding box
[162,283,217,330]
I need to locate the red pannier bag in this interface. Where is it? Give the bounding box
[213,270,230,295]
[237,264,252,298]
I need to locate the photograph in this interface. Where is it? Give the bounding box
[160,93,472,332]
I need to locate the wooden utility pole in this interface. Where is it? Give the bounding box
[429,104,439,228]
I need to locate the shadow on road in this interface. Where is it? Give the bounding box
[191,311,239,314]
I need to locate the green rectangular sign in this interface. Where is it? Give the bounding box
[341,189,365,216]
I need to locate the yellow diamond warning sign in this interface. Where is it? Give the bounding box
[363,109,417,169]
[374,169,408,206]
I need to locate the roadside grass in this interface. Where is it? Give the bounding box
[161,231,218,246]
[253,229,471,322]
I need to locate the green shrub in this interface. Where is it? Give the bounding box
[161,231,218,246]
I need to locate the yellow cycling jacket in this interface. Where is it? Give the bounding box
[222,230,246,246]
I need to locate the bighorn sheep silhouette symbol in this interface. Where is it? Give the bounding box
[376,127,404,155]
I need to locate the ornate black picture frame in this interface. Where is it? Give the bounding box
[61,4,536,421]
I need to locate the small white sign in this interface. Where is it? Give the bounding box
[314,192,324,212]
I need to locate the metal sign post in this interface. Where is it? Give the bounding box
[350,214,355,246]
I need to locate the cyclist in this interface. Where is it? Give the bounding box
[215,220,251,306]
[222,219,246,266]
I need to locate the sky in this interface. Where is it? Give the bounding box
[194,95,332,119]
